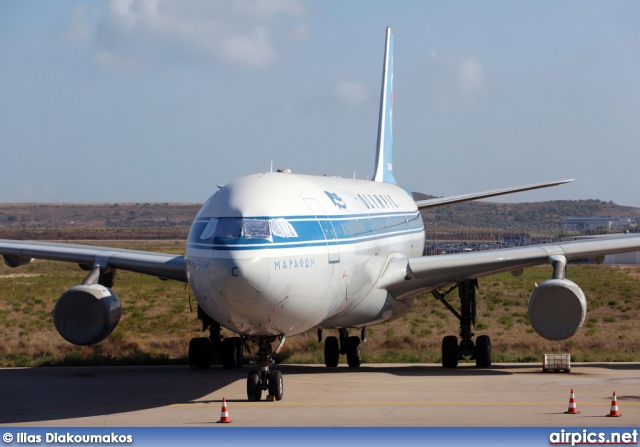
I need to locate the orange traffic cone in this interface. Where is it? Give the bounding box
[564,388,580,414]
[606,391,621,417]
[217,397,231,423]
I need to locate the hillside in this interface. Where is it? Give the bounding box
[0,203,200,240]
[0,198,639,240]
[414,195,640,227]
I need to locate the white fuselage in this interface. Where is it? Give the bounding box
[185,172,425,337]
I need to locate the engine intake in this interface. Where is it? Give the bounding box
[528,279,586,341]
[53,284,122,346]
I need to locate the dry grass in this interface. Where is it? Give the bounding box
[0,241,196,366]
[278,264,640,364]
[1,241,640,366]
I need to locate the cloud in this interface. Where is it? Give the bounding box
[229,0,305,21]
[69,0,307,69]
[64,4,98,44]
[459,58,483,92]
[222,27,276,67]
[335,81,369,107]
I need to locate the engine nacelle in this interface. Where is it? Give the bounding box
[528,279,586,341]
[3,255,33,268]
[53,284,122,346]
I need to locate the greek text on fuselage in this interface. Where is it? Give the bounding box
[273,258,316,270]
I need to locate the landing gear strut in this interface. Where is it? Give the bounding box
[247,336,283,401]
[188,305,243,369]
[432,279,491,368]
[322,328,363,367]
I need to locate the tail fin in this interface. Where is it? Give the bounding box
[373,27,396,184]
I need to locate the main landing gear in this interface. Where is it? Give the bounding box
[188,306,244,370]
[321,328,364,368]
[246,336,283,401]
[432,279,492,368]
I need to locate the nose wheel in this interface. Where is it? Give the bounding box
[246,336,284,401]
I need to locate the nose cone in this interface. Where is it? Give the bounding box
[209,252,271,302]
[185,173,288,330]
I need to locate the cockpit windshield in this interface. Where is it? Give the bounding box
[193,217,298,243]
[242,220,271,239]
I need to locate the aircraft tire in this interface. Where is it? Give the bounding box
[222,337,242,369]
[346,336,361,367]
[233,337,243,367]
[324,336,339,367]
[247,370,262,401]
[475,335,492,368]
[269,370,284,401]
[188,337,210,370]
[442,335,459,368]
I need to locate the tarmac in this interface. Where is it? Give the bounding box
[1,363,639,426]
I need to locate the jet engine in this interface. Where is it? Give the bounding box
[528,279,586,341]
[2,255,33,268]
[53,284,122,345]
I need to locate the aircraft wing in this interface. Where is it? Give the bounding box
[0,240,187,283]
[382,235,640,298]
[415,179,574,209]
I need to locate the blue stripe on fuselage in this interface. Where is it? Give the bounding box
[186,211,423,251]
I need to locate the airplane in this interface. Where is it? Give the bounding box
[2,27,640,402]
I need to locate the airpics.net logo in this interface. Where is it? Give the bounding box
[3,432,133,444]
[549,429,638,446]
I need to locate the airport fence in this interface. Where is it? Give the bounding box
[423,223,636,256]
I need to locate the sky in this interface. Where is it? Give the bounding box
[1,1,639,205]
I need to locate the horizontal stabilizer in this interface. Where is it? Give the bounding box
[415,179,574,209]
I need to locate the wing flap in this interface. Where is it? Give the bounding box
[0,240,187,282]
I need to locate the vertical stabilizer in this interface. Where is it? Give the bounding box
[373,27,396,184]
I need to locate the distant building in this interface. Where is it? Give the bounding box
[564,217,637,231]
[604,252,640,265]
[564,217,639,264]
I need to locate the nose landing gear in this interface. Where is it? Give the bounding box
[246,336,284,401]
